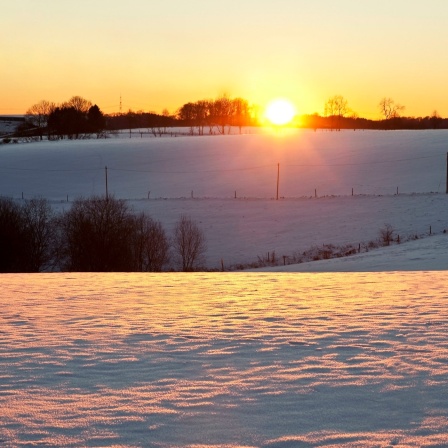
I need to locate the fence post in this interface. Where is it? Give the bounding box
[276,163,280,200]
[446,152,448,194]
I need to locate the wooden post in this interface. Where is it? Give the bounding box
[446,153,448,193]
[276,163,280,200]
[352,187,354,196]
[315,188,317,198]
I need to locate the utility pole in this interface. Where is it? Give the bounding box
[276,163,280,200]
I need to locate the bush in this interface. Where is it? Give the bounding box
[379,223,395,246]
[56,196,171,272]
[57,196,136,271]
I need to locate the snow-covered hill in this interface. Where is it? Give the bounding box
[2,129,448,269]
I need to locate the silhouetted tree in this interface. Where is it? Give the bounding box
[324,95,350,130]
[172,215,207,271]
[232,97,251,134]
[87,105,106,134]
[0,198,27,272]
[21,198,56,272]
[56,196,136,271]
[210,95,233,134]
[45,96,103,139]
[48,106,86,139]
[177,96,253,135]
[178,101,209,135]
[64,95,93,114]
[25,100,56,139]
[430,110,442,129]
[0,197,56,272]
[379,97,404,120]
[132,213,170,271]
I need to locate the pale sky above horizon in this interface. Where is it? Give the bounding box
[2,0,448,118]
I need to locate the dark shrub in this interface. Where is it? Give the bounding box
[57,196,136,271]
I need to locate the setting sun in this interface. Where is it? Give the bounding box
[265,99,296,126]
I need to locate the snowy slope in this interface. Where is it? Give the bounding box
[2,131,448,447]
[1,272,448,446]
[1,129,448,269]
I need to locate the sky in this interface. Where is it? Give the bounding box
[2,0,448,118]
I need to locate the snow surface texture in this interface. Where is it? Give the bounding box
[1,129,448,269]
[1,131,448,446]
[1,272,447,447]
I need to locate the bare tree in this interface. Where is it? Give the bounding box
[430,110,442,129]
[64,96,93,114]
[56,196,136,271]
[22,198,56,272]
[25,100,56,139]
[232,97,251,134]
[324,95,349,130]
[177,102,196,135]
[132,213,170,271]
[210,95,233,134]
[172,215,207,271]
[378,98,404,120]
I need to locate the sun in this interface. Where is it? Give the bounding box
[265,99,296,126]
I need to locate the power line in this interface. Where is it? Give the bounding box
[0,166,101,172]
[286,153,443,167]
[108,164,274,174]
[0,153,445,174]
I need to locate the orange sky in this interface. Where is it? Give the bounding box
[2,0,448,118]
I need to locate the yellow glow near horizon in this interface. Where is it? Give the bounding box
[264,99,296,126]
[2,2,448,117]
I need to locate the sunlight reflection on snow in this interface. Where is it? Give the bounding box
[0,272,447,447]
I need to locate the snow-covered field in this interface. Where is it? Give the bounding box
[0,118,21,137]
[1,130,448,446]
[1,129,448,269]
[1,272,448,447]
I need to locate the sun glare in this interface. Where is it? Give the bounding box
[265,99,296,126]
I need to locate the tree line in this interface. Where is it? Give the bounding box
[0,196,206,273]
[177,95,254,135]
[310,95,448,130]
[16,93,448,141]
[19,94,255,139]
[22,96,106,140]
